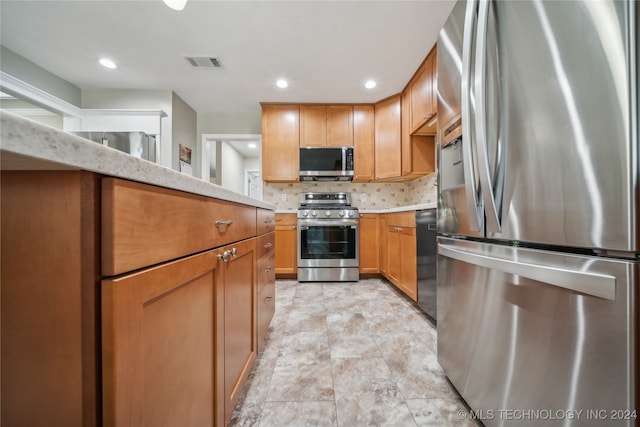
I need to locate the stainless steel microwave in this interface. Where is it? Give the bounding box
[299,147,354,181]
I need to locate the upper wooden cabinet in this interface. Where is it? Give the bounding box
[374,95,402,180]
[353,105,375,183]
[300,105,354,147]
[327,105,354,147]
[409,45,438,135]
[300,105,326,147]
[401,89,437,182]
[261,104,300,182]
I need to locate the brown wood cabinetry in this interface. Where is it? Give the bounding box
[379,214,388,276]
[300,105,354,147]
[353,105,375,182]
[2,169,274,427]
[256,230,276,350]
[410,45,437,135]
[261,104,300,182]
[221,238,258,424]
[327,105,354,147]
[101,250,221,427]
[300,105,327,147]
[359,213,379,273]
[1,171,100,427]
[374,95,402,180]
[274,212,298,276]
[381,211,417,301]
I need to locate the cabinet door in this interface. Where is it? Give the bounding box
[401,89,413,176]
[399,228,418,301]
[359,213,379,273]
[379,214,388,275]
[387,227,402,284]
[275,224,298,275]
[374,95,402,180]
[262,105,300,182]
[327,105,353,147]
[353,105,375,182]
[222,238,257,424]
[410,58,432,133]
[300,105,327,147]
[102,250,220,427]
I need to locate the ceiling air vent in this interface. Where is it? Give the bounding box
[185,56,223,69]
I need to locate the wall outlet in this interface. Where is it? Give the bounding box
[360,193,367,202]
[281,193,288,201]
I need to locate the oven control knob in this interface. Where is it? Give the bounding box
[311,211,318,217]
[339,211,346,217]
[325,211,331,217]
[302,210,309,217]
[348,211,355,217]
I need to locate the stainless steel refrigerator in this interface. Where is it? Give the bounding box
[436,1,638,425]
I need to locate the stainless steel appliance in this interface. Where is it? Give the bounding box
[297,192,359,281]
[72,131,157,162]
[299,147,354,181]
[416,209,437,321]
[436,1,638,425]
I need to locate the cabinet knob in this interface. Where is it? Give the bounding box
[264,242,274,249]
[265,295,273,304]
[230,248,238,257]
[217,251,230,262]
[265,266,273,273]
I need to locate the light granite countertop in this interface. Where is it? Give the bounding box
[275,203,436,215]
[0,111,275,210]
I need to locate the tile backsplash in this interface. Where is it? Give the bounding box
[263,173,437,210]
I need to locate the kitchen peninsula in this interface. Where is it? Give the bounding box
[1,111,276,427]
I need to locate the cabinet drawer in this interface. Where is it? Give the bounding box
[257,208,275,234]
[102,178,256,276]
[256,232,275,264]
[386,211,416,228]
[275,212,297,226]
[257,278,275,349]
[257,253,276,293]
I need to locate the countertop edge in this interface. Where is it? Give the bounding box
[274,203,436,215]
[0,112,276,211]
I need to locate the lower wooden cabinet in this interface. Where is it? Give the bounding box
[102,250,220,427]
[381,211,418,301]
[221,238,257,425]
[275,213,298,276]
[359,213,379,273]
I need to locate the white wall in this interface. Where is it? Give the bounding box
[220,142,246,194]
[171,92,197,172]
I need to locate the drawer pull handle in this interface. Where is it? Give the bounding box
[264,218,274,224]
[264,242,273,249]
[265,296,273,304]
[215,220,233,227]
[264,266,273,273]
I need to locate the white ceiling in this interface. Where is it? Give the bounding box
[0,0,455,116]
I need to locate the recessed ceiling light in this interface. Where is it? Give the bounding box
[276,79,288,89]
[163,0,187,10]
[248,143,257,149]
[365,80,376,89]
[99,58,117,69]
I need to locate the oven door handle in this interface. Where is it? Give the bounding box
[298,220,359,227]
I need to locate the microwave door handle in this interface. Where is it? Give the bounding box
[461,0,484,232]
[342,148,346,171]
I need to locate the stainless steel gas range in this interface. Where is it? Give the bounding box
[297,192,359,282]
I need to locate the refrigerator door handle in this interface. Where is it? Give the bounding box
[474,0,502,233]
[461,0,484,232]
[438,242,616,301]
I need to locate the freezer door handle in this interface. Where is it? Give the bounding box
[438,243,616,300]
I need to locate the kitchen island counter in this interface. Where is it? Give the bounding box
[0,111,274,210]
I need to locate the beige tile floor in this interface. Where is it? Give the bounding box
[229,278,481,427]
